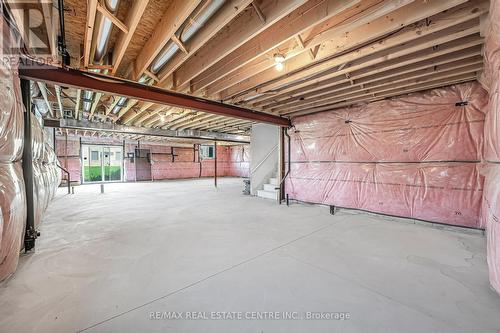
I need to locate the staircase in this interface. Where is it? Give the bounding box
[257,175,279,200]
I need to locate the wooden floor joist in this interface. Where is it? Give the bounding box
[270,56,483,113]
[18,0,488,133]
[257,46,483,108]
[225,1,487,103]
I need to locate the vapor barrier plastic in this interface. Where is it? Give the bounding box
[287,162,482,228]
[0,57,23,163]
[32,118,61,227]
[0,162,26,280]
[481,0,500,294]
[31,117,44,160]
[482,0,500,161]
[286,82,487,228]
[481,165,500,292]
[290,82,487,163]
[227,145,250,177]
[0,14,26,281]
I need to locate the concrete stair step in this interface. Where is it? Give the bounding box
[257,189,278,200]
[263,183,278,191]
[269,177,278,186]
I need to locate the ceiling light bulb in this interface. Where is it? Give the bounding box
[275,62,284,71]
[274,54,285,63]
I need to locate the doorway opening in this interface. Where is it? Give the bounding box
[81,144,123,183]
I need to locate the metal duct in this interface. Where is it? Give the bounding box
[83,0,120,114]
[93,0,120,63]
[113,0,226,117]
[150,0,226,74]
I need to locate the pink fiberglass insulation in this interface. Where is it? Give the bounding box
[0,162,26,281]
[227,145,250,177]
[56,137,250,182]
[286,162,482,228]
[482,0,500,162]
[481,165,500,293]
[123,143,249,180]
[481,0,500,294]
[289,82,487,163]
[286,82,487,228]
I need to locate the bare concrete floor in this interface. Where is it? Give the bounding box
[1,177,500,333]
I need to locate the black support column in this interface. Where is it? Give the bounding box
[214,141,217,188]
[21,79,36,251]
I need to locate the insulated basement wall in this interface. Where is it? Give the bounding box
[55,136,250,183]
[0,16,25,281]
[124,142,249,180]
[32,118,62,229]
[481,0,500,294]
[286,81,487,228]
[0,17,26,281]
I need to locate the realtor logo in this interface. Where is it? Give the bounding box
[1,0,57,66]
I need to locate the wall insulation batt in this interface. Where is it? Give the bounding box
[0,16,26,280]
[480,0,500,294]
[286,81,487,228]
[0,15,60,281]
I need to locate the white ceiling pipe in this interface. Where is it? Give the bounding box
[93,0,120,63]
[150,0,226,74]
[113,0,226,116]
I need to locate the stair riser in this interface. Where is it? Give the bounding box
[257,190,277,200]
[263,184,278,191]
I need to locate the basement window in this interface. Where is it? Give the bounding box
[90,150,100,161]
[200,145,215,159]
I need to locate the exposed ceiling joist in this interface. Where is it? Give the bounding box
[96,2,128,33]
[132,0,202,80]
[83,0,98,68]
[268,53,483,110]
[156,0,253,86]
[258,45,483,108]
[191,0,370,93]
[225,0,484,103]
[171,0,307,88]
[44,118,250,143]
[287,74,477,116]
[111,0,149,75]
[278,64,482,114]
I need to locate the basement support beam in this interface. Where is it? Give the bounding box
[44,118,250,143]
[20,65,290,126]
